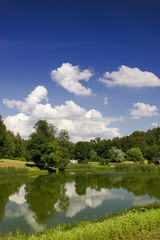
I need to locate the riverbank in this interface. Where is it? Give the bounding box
[66,162,160,173]
[66,162,112,171]
[1,159,160,177]
[1,159,160,176]
[0,159,47,176]
[1,202,160,240]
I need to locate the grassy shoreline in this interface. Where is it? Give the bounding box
[66,162,160,173]
[1,160,160,176]
[1,202,160,239]
[0,159,47,176]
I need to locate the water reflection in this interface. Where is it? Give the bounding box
[0,172,160,234]
[25,174,69,225]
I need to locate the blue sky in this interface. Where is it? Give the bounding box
[1,0,160,142]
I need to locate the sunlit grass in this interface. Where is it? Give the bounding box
[66,162,160,173]
[66,163,111,171]
[0,159,47,176]
[114,164,160,172]
[0,159,28,168]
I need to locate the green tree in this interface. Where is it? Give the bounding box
[109,147,125,163]
[143,145,160,164]
[126,147,144,163]
[27,120,68,170]
[89,149,98,162]
[13,133,26,159]
[3,131,15,159]
[58,129,70,159]
[75,141,91,163]
[0,116,7,158]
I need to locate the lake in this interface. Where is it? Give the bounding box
[0,171,159,235]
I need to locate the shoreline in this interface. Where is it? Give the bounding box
[1,202,160,239]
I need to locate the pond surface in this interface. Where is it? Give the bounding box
[0,171,160,234]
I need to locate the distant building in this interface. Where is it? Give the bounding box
[70,159,78,164]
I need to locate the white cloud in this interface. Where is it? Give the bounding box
[151,122,159,128]
[51,63,93,95]
[4,113,34,137]
[104,96,108,105]
[99,65,160,87]
[3,86,122,141]
[130,102,159,119]
[3,86,48,114]
[32,100,86,120]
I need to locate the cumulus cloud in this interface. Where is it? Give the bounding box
[99,65,160,87]
[4,113,34,137]
[51,63,93,95]
[3,86,122,140]
[130,102,159,119]
[3,86,48,114]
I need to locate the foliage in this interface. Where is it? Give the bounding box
[99,157,110,165]
[26,120,69,170]
[1,113,160,167]
[143,144,160,164]
[0,116,26,160]
[75,141,91,163]
[58,129,74,161]
[126,147,144,163]
[89,149,98,162]
[109,147,125,162]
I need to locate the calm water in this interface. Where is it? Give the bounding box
[0,171,160,234]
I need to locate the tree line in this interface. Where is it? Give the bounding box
[1,115,160,168]
[75,128,160,164]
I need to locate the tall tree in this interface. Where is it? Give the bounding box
[0,116,7,158]
[109,147,125,163]
[27,120,68,170]
[126,147,144,163]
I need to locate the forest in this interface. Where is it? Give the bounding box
[1,115,160,169]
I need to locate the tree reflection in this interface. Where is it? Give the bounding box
[74,172,160,200]
[25,174,69,224]
[1,172,160,227]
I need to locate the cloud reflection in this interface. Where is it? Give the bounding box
[65,183,125,217]
[5,205,45,232]
[9,185,26,205]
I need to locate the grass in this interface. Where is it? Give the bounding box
[66,162,160,173]
[114,164,160,172]
[1,202,160,239]
[0,159,47,176]
[0,159,29,168]
[66,163,111,171]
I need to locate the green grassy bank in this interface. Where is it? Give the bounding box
[66,163,112,171]
[0,159,48,176]
[66,162,160,173]
[1,202,160,240]
[112,163,160,172]
[1,159,160,174]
